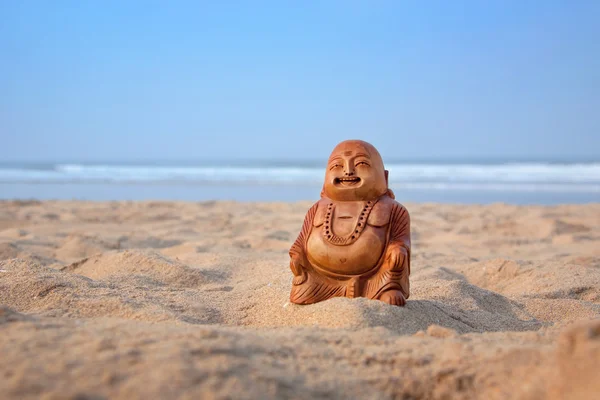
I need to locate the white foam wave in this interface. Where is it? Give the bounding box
[387,163,600,183]
[0,163,599,192]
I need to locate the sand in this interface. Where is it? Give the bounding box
[1,199,599,399]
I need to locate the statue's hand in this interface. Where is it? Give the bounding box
[290,254,307,285]
[386,244,408,272]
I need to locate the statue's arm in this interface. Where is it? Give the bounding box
[387,203,411,274]
[289,202,319,278]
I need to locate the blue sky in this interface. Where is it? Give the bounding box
[1,1,599,161]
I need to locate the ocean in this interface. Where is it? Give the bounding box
[1,159,599,204]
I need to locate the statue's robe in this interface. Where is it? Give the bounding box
[289,194,410,305]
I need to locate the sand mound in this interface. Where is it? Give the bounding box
[63,250,209,288]
[519,298,600,323]
[230,264,540,334]
[241,295,539,335]
[54,234,116,262]
[0,242,58,266]
[458,258,600,303]
[0,258,219,324]
[0,312,597,400]
[0,243,20,260]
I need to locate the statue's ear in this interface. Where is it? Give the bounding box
[384,170,395,198]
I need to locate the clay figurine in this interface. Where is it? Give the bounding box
[289,140,411,306]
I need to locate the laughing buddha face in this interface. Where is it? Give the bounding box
[322,140,389,201]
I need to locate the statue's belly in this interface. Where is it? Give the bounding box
[306,226,387,276]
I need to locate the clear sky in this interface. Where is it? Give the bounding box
[1,0,599,162]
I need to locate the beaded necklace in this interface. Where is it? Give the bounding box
[322,199,378,246]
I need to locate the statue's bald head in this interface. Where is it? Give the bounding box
[328,140,383,165]
[322,140,389,201]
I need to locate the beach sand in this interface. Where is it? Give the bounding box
[1,200,599,399]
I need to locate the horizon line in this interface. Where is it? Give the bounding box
[1,155,600,165]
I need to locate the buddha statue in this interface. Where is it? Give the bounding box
[289,140,411,306]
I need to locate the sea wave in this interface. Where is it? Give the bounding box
[0,163,599,192]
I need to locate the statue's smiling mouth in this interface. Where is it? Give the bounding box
[334,177,361,187]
